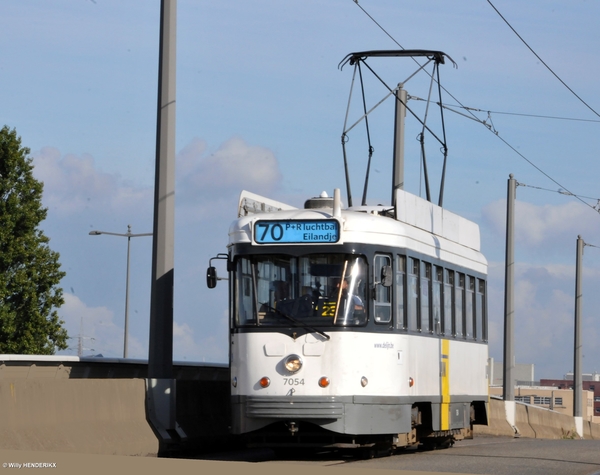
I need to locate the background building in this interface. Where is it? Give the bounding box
[487,360,599,423]
[540,373,600,422]
[488,358,536,386]
[488,385,596,423]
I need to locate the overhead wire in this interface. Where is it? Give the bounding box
[471,109,600,124]
[409,95,600,140]
[436,100,600,124]
[408,95,600,138]
[351,1,483,127]
[350,0,600,215]
[352,0,402,49]
[516,182,600,212]
[486,0,600,120]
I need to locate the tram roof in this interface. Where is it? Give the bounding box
[228,189,486,272]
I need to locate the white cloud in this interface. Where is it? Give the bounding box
[57,292,230,362]
[32,136,286,228]
[482,199,600,250]
[32,147,152,217]
[33,139,259,363]
[172,312,228,363]
[486,259,600,379]
[177,136,283,203]
[57,293,125,357]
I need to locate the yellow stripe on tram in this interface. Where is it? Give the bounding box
[441,339,450,431]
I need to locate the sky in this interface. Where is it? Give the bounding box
[2,0,600,380]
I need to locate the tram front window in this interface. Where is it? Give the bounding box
[235,254,367,327]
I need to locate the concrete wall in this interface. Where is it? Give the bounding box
[471,396,515,437]
[525,403,577,439]
[0,379,157,455]
[512,402,535,438]
[475,398,600,440]
[588,420,600,439]
[0,358,236,456]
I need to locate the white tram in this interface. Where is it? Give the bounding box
[207,187,489,450]
[206,49,489,451]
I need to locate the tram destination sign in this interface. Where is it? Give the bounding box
[254,219,340,244]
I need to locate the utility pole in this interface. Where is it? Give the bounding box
[573,235,583,437]
[146,0,185,448]
[89,225,152,358]
[391,83,407,206]
[503,174,516,402]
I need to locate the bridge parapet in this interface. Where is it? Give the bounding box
[475,397,600,440]
[0,356,231,455]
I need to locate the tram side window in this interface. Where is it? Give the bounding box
[433,266,443,334]
[443,270,454,336]
[374,255,392,324]
[421,262,431,333]
[455,272,465,338]
[476,279,487,341]
[407,258,419,331]
[396,255,407,330]
[465,275,474,339]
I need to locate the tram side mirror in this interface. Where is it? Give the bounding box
[207,253,230,288]
[381,265,393,287]
[207,266,218,289]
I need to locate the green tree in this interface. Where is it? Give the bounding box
[0,126,68,354]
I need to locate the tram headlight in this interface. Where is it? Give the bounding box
[284,354,303,373]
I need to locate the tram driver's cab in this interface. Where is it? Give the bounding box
[208,252,369,328]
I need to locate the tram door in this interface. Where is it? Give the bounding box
[440,338,450,431]
[435,265,450,431]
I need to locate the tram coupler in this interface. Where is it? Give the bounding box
[286,422,299,435]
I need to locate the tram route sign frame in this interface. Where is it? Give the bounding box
[253,219,340,244]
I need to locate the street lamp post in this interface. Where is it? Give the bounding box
[89,225,152,358]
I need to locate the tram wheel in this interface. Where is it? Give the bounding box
[359,447,376,459]
[420,436,453,451]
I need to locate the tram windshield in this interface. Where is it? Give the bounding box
[235,254,367,327]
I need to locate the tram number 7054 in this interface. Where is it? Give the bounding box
[283,378,305,386]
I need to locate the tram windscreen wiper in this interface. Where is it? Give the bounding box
[263,304,330,341]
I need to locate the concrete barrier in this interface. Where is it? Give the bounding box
[525,405,577,439]
[587,420,600,440]
[582,420,592,440]
[0,379,157,456]
[0,357,236,456]
[473,398,515,437]
[475,398,600,440]
[513,401,535,438]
